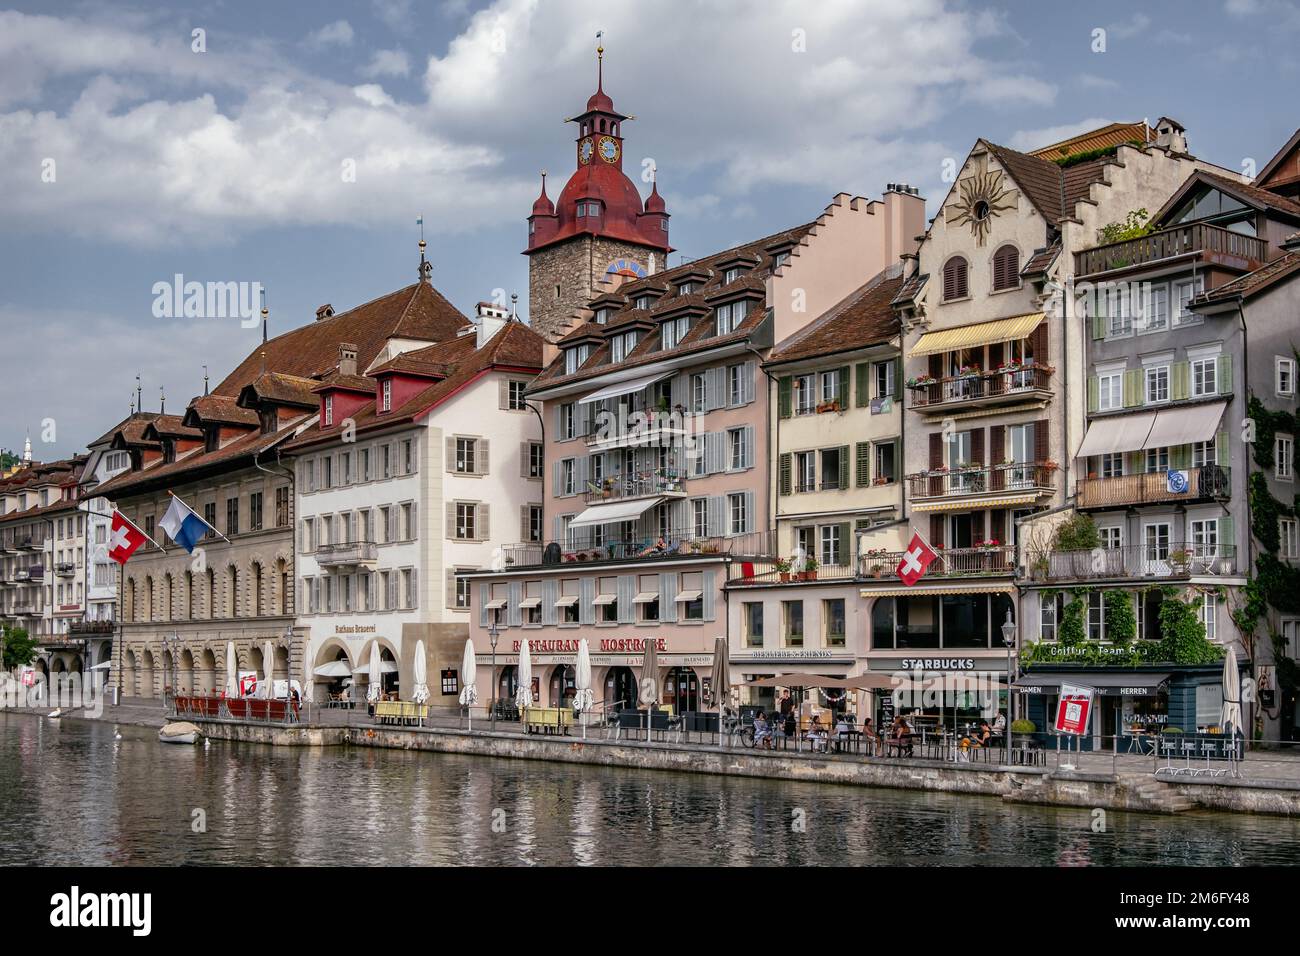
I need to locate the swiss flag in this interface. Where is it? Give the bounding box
[895,531,938,586]
[107,510,147,565]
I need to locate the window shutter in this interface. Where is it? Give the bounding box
[477,503,490,541]
[891,357,903,398]
[519,442,529,478]
[507,581,522,627]
[707,496,726,537]
[478,583,489,626]
[743,425,755,468]
[617,575,635,624]
[707,432,727,475]
[835,523,850,566]
[1216,429,1230,467]
[1123,369,1142,407]
[1171,445,1190,469]
[1034,419,1050,463]
[498,379,509,410]
[445,569,456,609]
[409,568,419,610]
[855,363,869,407]
[554,404,563,434]
[856,442,871,487]
[990,425,1005,466]
[971,429,985,466]
[836,367,849,408]
[552,460,562,494]
[742,362,756,404]
[659,573,678,623]
[1092,312,1106,340]
[778,376,792,418]
[670,372,686,408]
[929,432,943,468]
[838,445,849,489]
[943,257,967,300]
[706,367,727,410]
[1171,363,1190,401]
[1087,377,1099,413]
[477,438,490,475]
[930,514,945,549]
[743,490,756,533]
[519,505,529,541]
[580,578,596,625]
[1218,354,1233,394]
[1219,516,1235,551]
[389,507,399,542]
[553,514,564,543]
[1031,319,1048,361]
[702,570,716,621]
[542,579,558,625]
[446,436,456,472]
[990,510,1006,544]
[779,453,792,496]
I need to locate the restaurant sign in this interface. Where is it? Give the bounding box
[511,637,668,654]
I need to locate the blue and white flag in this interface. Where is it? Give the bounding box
[159,494,214,552]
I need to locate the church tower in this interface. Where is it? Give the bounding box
[525,43,672,342]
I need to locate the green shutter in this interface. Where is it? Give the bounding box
[1171,444,1191,469]
[1092,313,1106,340]
[1216,429,1229,466]
[836,522,850,565]
[836,367,849,408]
[1219,515,1235,552]
[893,357,903,398]
[1218,354,1233,395]
[778,452,792,496]
[778,376,792,419]
[855,363,870,408]
[1171,362,1190,401]
[838,445,849,489]
[1123,369,1142,407]
[1087,376,1099,413]
[856,442,871,487]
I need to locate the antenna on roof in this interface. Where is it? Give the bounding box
[160,385,165,415]
[203,365,209,396]
[260,288,269,344]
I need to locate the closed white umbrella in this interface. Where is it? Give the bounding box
[366,642,382,703]
[515,639,533,715]
[712,636,730,745]
[262,641,275,698]
[1221,652,1242,742]
[225,641,238,697]
[412,640,429,704]
[640,638,659,742]
[574,639,595,738]
[458,638,479,730]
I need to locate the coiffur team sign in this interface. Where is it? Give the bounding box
[1054,683,1094,736]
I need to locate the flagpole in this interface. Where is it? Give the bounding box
[166,489,231,545]
[117,510,165,553]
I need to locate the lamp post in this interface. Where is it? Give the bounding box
[1001,609,1017,727]
[489,620,499,733]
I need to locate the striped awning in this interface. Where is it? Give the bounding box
[861,582,1017,598]
[909,313,1044,357]
[912,493,1041,513]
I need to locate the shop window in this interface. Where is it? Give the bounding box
[823,598,846,647]
[744,602,764,647]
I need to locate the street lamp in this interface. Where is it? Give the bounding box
[489,620,500,733]
[1001,609,1017,726]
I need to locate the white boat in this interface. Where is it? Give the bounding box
[158,721,202,745]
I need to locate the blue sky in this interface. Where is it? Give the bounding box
[2,0,1297,458]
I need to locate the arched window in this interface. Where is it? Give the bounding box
[992,244,1020,291]
[943,256,969,301]
[144,576,154,621]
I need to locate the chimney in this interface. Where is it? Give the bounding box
[339,342,358,377]
[882,183,926,270]
[316,303,335,321]
[1154,117,1187,154]
[475,301,510,349]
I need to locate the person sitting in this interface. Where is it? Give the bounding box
[966,721,992,751]
[890,716,914,756]
[862,717,881,755]
[806,715,828,753]
[752,711,772,749]
[638,537,668,556]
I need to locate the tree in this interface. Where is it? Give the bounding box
[1097,208,1154,245]
[1053,513,1099,552]
[1,625,39,671]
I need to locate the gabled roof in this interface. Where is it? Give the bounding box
[236,372,319,410]
[1027,121,1154,160]
[1194,250,1300,306]
[182,395,258,429]
[88,412,161,450]
[983,141,1111,225]
[1152,169,1300,225]
[1020,243,1061,278]
[891,270,928,307]
[1254,128,1300,191]
[767,273,902,365]
[142,415,202,441]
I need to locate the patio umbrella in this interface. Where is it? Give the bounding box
[515,639,533,714]
[366,642,382,703]
[458,638,479,729]
[574,639,595,737]
[712,636,730,743]
[412,640,429,705]
[262,640,275,698]
[1220,652,1242,739]
[640,638,659,741]
[225,641,237,697]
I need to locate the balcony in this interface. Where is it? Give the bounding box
[906,463,1057,505]
[498,529,772,570]
[54,562,76,577]
[314,541,379,568]
[1076,465,1230,510]
[1026,543,1238,583]
[13,603,39,615]
[13,567,44,583]
[583,470,688,504]
[68,619,115,635]
[0,538,16,553]
[18,535,42,551]
[907,364,1054,413]
[1074,222,1269,278]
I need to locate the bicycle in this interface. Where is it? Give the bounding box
[722,714,758,748]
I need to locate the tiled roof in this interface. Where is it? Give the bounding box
[238,372,320,409]
[766,273,902,364]
[368,353,455,378]
[1195,251,1300,305]
[285,319,544,451]
[984,141,1110,225]
[312,372,375,394]
[1194,170,1300,219]
[1020,243,1061,277]
[144,415,202,440]
[88,413,161,450]
[213,281,466,396]
[1027,121,1154,160]
[891,270,928,306]
[185,394,258,427]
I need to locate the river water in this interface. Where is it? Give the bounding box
[2,715,1297,866]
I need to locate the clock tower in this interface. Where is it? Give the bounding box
[525,44,671,343]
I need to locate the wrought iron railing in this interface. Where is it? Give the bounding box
[1025,543,1238,582]
[907,365,1053,408]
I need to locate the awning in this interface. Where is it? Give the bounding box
[674,589,703,603]
[1012,672,1171,696]
[313,660,353,678]
[554,595,579,607]
[353,661,399,674]
[592,593,617,606]
[569,496,664,528]
[1144,401,1226,449]
[861,582,1017,598]
[519,596,542,609]
[913,493,1040,512]
[910,313,1044,357]
[578,370,673,405]
[633,591,659,604]
[1077,411,1156,457]
[484,598,508,610]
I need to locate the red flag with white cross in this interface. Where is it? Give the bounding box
[896,530,938,586]
[107,510,148,565]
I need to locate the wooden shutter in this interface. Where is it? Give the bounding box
[507,581,522,627]
[836,367,849,407]
[1216,429,1230,467]
[929,432,943,496]
[743,490,756,533]
[992,245,1018,291]
[477,503,490,541]
[519,505,529,541]
[779,453,792,496]
[990,426,1005,491]
[706,366,727,410]
[1031,319,1048,362]
[1034,419,1050,463]
[707,496,726,537]
[943,257,968,300]
[990,510,1006,545]
[930,515,945,549]
[541,579,558,625]
[476,438,489,475]
[1218,354,1233,395]
[856,442,871,487]
[838,445,849,489]
[445,436,457,472]
[498,378,510,409]
[580,578,596,625]
[929,354,944,379]
[1123,369,1142,407]
[1171,362,1190,401]
[617,575,635,624]
[835,523,850,566]
[478,583,489,626]
[971,429,985,466]
[855,363,870,407]
[659,573,678,623]
[778,376,792,418]
[1087,377,1099,413]
[702,570,716,621]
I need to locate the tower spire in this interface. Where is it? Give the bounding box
[596,31,604,91]
[203,365,209,396]
[417,215,432,282]
[260,288,269,344]
[135,373,142,413]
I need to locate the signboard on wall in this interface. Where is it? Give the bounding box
[1054,683,1094,736]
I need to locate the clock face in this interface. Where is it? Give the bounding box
[606,258,648,280]
[598,136,620,163]
[579,137,594,165]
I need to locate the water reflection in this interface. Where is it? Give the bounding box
[2,715,1298,867]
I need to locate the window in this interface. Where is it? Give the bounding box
[323,456,333,488]
[715,299,750,336]
[727,363,745,405]
[819,369,840,405]
[565,344,592,375]
[874,441,896,483]
[455,438,477,474]
[507,381,528,410]
[819,526,841,566]
[225,498,239,535]
[991,245,1019,291]
[874,360,895,399]
[455,503,477,540]
[727,428,747,470]
[661,316,690,350]
[1039,595,1058,641]
[527,442,544,479]
[248,492,263,532]
[1277,435,1294,481]
[1277,357,1296,397]
[634,295,653,311]
[691,498,708,538]
[1145,447,1169,473]
[942,256,968,301]
[677,281,694,296]
[454,572,472,610]
[820,447,842,490]
[773,251,789,268]
[203,502,217,539]
[1173,277,1204,326]
[324,395,334,426]
[1106,285,1133,338]
[1192,438,1216,467]
[728,492,748,535]
[743,602,764,648]
[1101,452,1124,478]
[1143,283,1169,332]
[1145,365,1169,404]
[594,307,611,325]
[723,266,742,283]
[689,372,706,412]
[402,569,415,609]
[560,459,576,496]
[1281,518,1299,559]
[381,379,392,412]
[637,576,660,622]
[1190,518,1218,558]
[794,451,815,493]
[526,505,542,542]
[1099,526,1122,549]
[1191,356,1218,397]
[793,374,815,415]
[782,600,804,647]
[381,444,392,479]
[611,330,639,363]
[1201,593,1217,643]
[1097,369,1123,411]
[824,598,846,647]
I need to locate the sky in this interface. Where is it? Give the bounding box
[2,0,1297,459]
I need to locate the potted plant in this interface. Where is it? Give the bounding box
[775,557,792,583]
[1168,548,1191,573]
[1010,718,1036,749]
[802,556,820,581]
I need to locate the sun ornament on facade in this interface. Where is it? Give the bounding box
[945,154,1017,246]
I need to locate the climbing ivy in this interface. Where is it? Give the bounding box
[1104,589,1137,645]
[1156,588,1224,665]
[1059,594,1087,646]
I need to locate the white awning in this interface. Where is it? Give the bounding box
[577,370,673,405]
[484,598,508,610]
[352,661,398,674]
[633,592,659,604]
[519,596,542,609]
[592,594,617,606]
[1077,411,1156,457]
[313,660,353,678]
[554,595,579,607]
[569,496,664,529]
[674,590,703,602]
[1144,401,1226,449]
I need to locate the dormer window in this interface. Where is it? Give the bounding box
[611,330,639,364]
[595,308,611,325]
[577,201,603,218]
[714,299,751,336]
[661,316,690,350]
[324,395,334,426]
[381,380,392,413]
[677,281,694,296]
[565,344,593,375]
[773,251,789,268]
[724,267,744,284]
[634,295,653,311]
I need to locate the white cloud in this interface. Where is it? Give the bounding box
[1076,72,1119,90]
[1007,118,1115,153]
[1109,13,1151,39]
[361,49,411,78]
[305,20,355,48]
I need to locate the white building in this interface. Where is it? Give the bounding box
[285,304,544,705]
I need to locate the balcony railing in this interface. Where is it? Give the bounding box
[13,567,44,582]
[583,470,688,504]
[907,463,1057,501]
[68,619,115,634]
[724,545,1017,585]
[18,536,42,551]
[54,562,76,577]
[1076,465,1230,510]
[315,541,379,568]
[498,529,773,570]
[907,365,1054,410]
[1026,543,1238,583]
[1074,222,1270,277]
